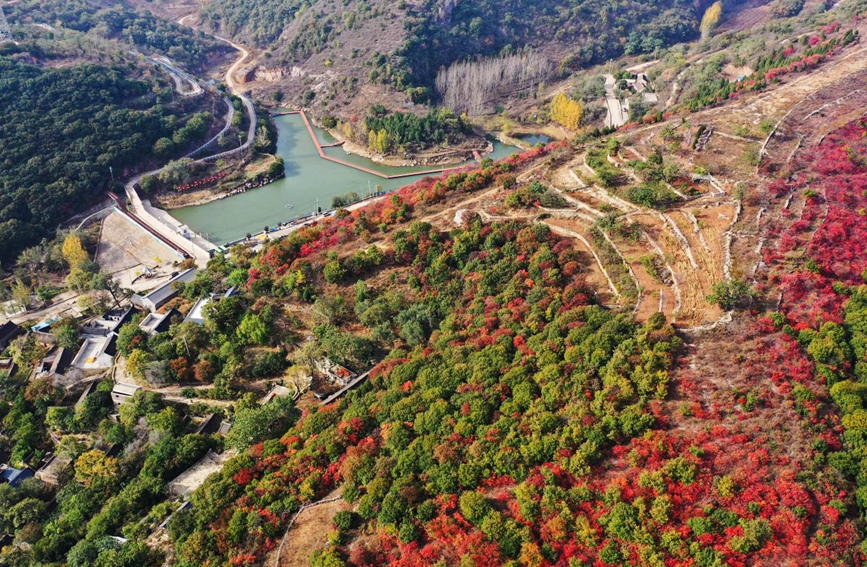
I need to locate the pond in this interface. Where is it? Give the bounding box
[515,133,551,146]
[169,114,521,245]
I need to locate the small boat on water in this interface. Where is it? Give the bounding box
[284,202,294,209]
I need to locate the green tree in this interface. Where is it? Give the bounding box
[459,491,491,524]
[323,260,346,284]
[236,312,270,346]
[53,319,81,350]
[148,407,183,436]
[728,518,771,553]
[116,321,148,357]
[225,396,298,450]
[706,279,754,310]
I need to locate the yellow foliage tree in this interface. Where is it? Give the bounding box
[700,1,723,40]
[377,130,389,153]
[368,129,390,153]
[550,93,583,130]
[519,542,544,567]
[74,449,119,488]
[62,233,88,269]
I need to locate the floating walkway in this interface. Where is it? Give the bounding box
[276,110,464,180]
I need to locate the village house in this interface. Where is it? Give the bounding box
[35,454,72,485]
[130,268,197,312]
[31,346,74,383]
[111,382,141,405]
[70,336,114,377]
[0,465,34,488]
[0,321,22,352]
[139,308,180,335]
[315,358,357,386]
[184,286,237,325]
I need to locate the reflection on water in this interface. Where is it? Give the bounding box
[516,133,551,146]
[170,114,520,245]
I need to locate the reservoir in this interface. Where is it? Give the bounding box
[170,114,520,245]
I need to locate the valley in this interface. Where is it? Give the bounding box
[1,1,867,567]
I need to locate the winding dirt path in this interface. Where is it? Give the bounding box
[119,14,262,265]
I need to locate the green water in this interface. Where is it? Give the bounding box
[170,114,520,245]
[516,133,551,145]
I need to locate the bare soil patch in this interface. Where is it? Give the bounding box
[276,490,350,567]
[721,63,754,81]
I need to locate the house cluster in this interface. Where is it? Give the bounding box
[0,269,206,489]
[27,306,137,390]
[621,72,658,104]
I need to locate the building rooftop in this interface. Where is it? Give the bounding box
[139,308,179,335]
[32,317,60,333]
[111,383,141,406]
[194,413,224,435]
[35,454,72,485]
[0,321,21,348]
[112,383,141,397]
[315,358,357,385]
[184,296,212,325]
[81,306,139,338]
[71,336,113,372]
[33,347,73,380]
[133,268,197,311]
[76,381,96,404]
[0,465,34,488]
[261,385,293,405]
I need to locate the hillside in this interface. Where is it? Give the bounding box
[5,0,232,71]
[4,0,867,566]
[163,14,867,561]
[194,0,718,115]
[0,4,232,264]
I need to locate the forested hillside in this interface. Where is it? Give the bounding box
[393,0,701,97]
[0,45,214,263]
[167,219,684,567]
[198,0,706,107]
[6,0,230,70]
[199,0,308,46]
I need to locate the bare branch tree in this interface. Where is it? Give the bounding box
[436,52,555,115]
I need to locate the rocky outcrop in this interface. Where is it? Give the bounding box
[242,65,290,83]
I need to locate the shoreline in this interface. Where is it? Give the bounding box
[155,187,229,210]
[291,112,489,167]
[157,110,531,213]
[337,136,489,168]
[155,173,284,211]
